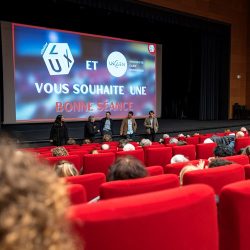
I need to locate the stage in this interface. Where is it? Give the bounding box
[3,118,250,147]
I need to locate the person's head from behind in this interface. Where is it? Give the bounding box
[83,138,91,144]
[236,131,245,138]
[107,155,147,181]
[103,134,112,142]
[208,158,233,168]
[0,137,77,250]
[171,154,189,164]
[55,114,63,123]
[169,137,178,144]
[90,149,99,154]
[139,138,152,147]
[179,164,199,185]
[54,160,79,177]
[101,144,110,150]
[105,111,111,119]
[51,146,69,156]
[177,140,187,146]
[118,139,129,148]
[128,111,134,119]
[67,138,76,145]
[241,145,250,156]
[123,143,135,151]
[214,144,234,157]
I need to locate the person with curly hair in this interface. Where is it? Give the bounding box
[0,138,79,250]
[51,146,69,156]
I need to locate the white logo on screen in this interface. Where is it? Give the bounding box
[107,51,127,77]
[42,43,74,75]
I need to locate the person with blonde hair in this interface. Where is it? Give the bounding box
[179,165,199,185]
[54,160,79,177]
[0,137,78,250]
[51,146,69,156]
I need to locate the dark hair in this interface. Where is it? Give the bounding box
[208,158,233,168]
[149,110,154,114]
[128,111,134,116]
[106,111,111,115]
[55,114,63,123]
[241,146,250,156]
[214,145,234,157]
[107,155,147,181]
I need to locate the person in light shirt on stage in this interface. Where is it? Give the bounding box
[120,111,137,140]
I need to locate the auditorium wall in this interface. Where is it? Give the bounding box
[140,0,249,118]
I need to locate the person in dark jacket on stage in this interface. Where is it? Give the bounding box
[49,115,69,146]
[84,115,100,142]
[100,111,114,137]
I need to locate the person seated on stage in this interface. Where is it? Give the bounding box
[101,143,110,150]
[102,133,112,142]
[208,158,233,168]
[170,154,189,164]
[67,138,76,145]
[139,138,152,147]
[51,146,69,157]
[107,155,148,181]
[123,143,135,151]
[0,138,78,250]
[54,160,79,177]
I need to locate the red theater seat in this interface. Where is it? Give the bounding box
[183,164,245,194]
[66,173,106,201]
[146,165,164,176]
[100,174,179,200]
[164,159,206,176]
[68,184,218,250]
[185,136,199,145]
[67,184,87,205]
[144,147,172,167]
[45,155,81,171]
[234,137,250,154]
[244,164,250,179]
[82,152,115,175]
[223,154,249,165]
[172,144,196,161]
[219,180,250,250]
[115,149,144,163]
[196,142,217,159]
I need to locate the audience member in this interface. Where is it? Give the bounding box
[107,155,147,181]
[208,158,233,168]
[170,154,189,164]
[0,138,78,250]
[123,143,136,151]
[90,149,99,154]
[118,139,129,149]
[67,138,77,145]
[214,144,234,157]
[179,165,199,185]
[102,133,112,142]
[139,138,152,147]
[241,145,250,156]
[51,146,69,156]
[54,160,79,177]
[240,126,248,135]
[169,137,178,144]
[177,140,187,146]
[101,144,110,150]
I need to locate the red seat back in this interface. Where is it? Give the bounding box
[100,174,179,200]
[223,155,249,165]
[82,153,115,175]
[66,173,106,201]
[172,144,196,161]
[196,143,217,159]
[219,180,250,250]
[144,147,172,167]
[183,164,245,194]
[146,165,164,176]
[115,149,144,163]
[234,137,250,153]
[68,184,219,250]
[67,184,87,205]
[185,136,199,145]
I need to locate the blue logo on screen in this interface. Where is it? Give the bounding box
[42,43,74,75]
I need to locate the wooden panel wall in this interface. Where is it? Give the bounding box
[140,0,249,118]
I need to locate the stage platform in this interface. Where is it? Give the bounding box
[3,118,250,147]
